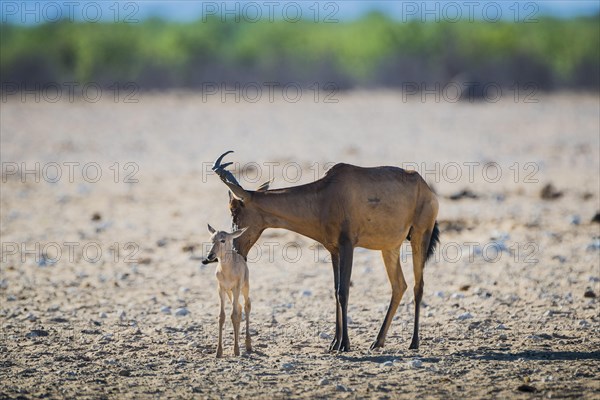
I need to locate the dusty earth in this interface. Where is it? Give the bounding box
[1,92,599,399]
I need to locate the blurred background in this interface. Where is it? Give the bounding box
[2,0,599,91]
[1,3,600,398]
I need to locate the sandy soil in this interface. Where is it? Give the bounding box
[1,92,599,399]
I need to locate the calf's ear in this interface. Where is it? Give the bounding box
[230,227,248,239]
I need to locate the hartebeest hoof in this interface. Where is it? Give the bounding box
[328,339,351,352]
[408,339,419,350]
[370,340,384,350]
[245,338,252,353]
[338,342,351,352]
[328,338,347,352]
[216,347,223,358]
[328,337,339,352]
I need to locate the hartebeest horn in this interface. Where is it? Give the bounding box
[213,151,239,185]
[213,150,233,167]
[212,151,250,200]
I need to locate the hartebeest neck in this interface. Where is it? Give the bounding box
[252,187,323,243]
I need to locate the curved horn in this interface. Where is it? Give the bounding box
[212,150,241,186]
[213,150,234,170]
[212,151,250,201]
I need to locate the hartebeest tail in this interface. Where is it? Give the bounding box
[407,220,440,262]
[426,222,440,262]
[211,151,440,352]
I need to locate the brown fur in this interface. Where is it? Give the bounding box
[214,155,439,352]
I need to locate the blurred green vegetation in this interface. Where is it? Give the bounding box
[1,14,599,89]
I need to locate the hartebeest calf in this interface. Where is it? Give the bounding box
[205,224,252,357]
[210,151,439,352]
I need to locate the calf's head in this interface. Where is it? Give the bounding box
[206,224,247,262]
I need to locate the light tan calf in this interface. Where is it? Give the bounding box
[205,224,251,357]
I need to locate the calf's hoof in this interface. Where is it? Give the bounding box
[216,348,223,358]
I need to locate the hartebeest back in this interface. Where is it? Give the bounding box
[211,151,439,352]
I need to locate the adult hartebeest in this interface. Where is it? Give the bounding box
[210,151,439,352]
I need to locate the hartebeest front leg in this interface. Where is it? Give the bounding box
[332,236,353,352]
[328,252,342,352]
[216,287,227,358]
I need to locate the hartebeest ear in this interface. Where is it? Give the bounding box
[223,182,248,201]
[230,227,247,239]
[228,189,246,202]
[257,180,272,191]
[207,224,216,234]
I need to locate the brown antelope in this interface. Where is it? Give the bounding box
[210,151,439,352]
[205,224,252,357]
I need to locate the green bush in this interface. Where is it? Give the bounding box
[1,15,598,89]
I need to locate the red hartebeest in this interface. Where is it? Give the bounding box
[210,151,439,352]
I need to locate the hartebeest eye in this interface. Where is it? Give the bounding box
[220,239,225,243]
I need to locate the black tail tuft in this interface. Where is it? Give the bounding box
[426,221,440,262]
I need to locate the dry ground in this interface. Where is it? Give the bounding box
[1,91,599,399]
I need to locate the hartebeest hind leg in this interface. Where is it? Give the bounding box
[408,229,433,350]
[331,236,353,352]
[370,248,408,349]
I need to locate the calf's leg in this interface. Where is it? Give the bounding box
[242,280,252,352]
[216,287,227,358]
[231,287,242,356]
